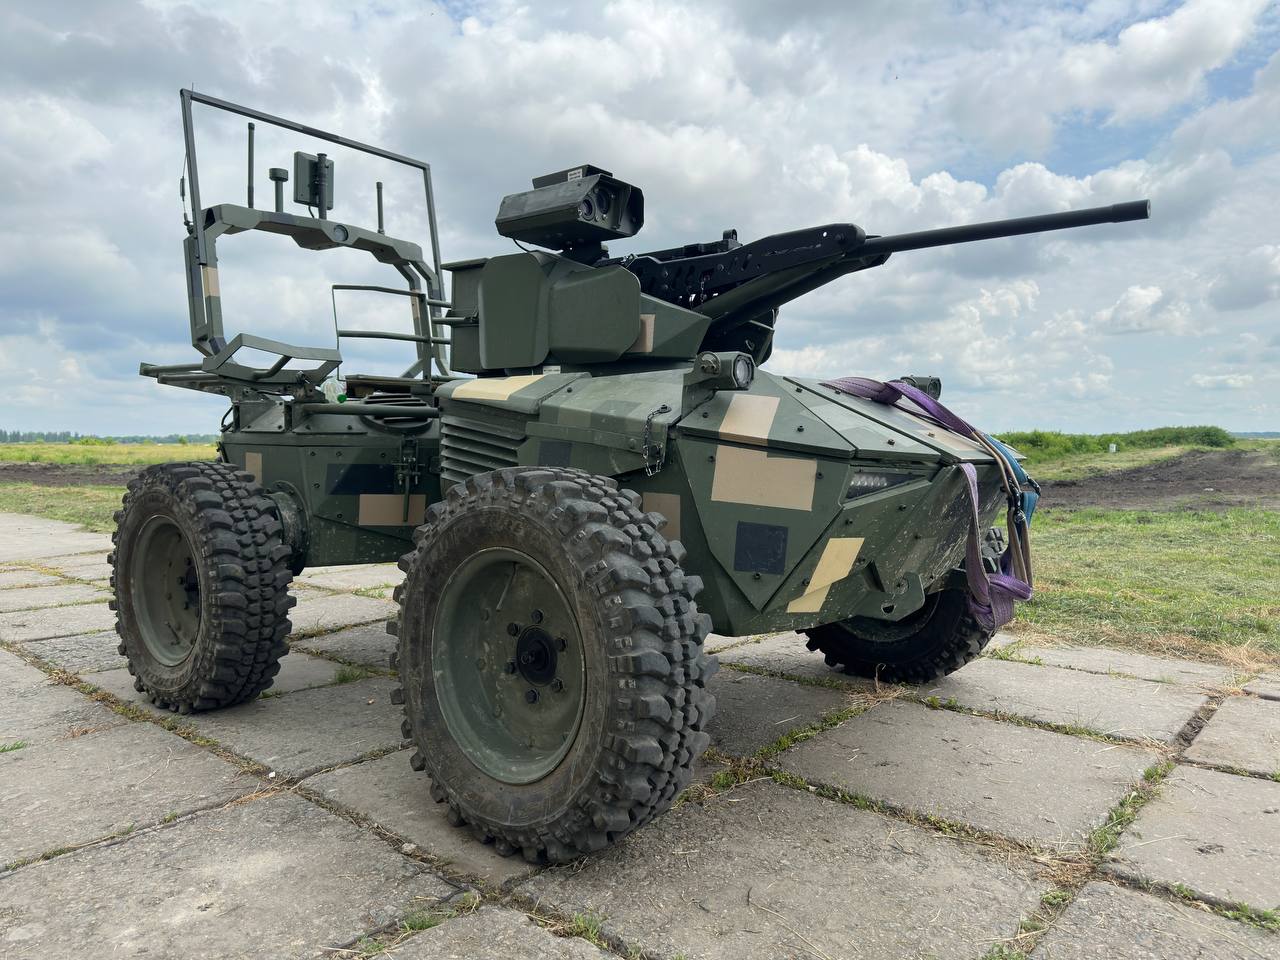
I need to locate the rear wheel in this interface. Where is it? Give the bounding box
[391,466,716,862]
[803,587,991,684]
[110,461,295,711]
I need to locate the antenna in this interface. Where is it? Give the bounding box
[246,122,255,208]
[314,153,328,220]
[376,181,385,234]
[268,168,289,212]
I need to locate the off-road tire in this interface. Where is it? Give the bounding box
[804,527,1005,684]
[390,466,717,862]
[803,588,991,684]
[110,461,295,712]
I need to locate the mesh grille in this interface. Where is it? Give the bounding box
[439,412,525,487]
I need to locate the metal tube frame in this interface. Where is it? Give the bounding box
[179,88,451,379]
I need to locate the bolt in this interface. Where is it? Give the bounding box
[752,572,762,580]
[504,659,516,674]
[556,636,567,651]
[525,689,539,704]
[796,425,804,432]
[550,678,564,693]
[507,622,520,636]
[530,609,543,624]
[887,438,896,446]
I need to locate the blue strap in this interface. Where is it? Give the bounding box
[982,433,1039,523]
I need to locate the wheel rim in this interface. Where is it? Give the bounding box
[432,547,587,785]
[131,515,202,667]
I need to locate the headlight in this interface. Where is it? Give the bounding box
[846,472,914,500]
[694,351,755,391]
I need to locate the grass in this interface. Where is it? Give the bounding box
[332,663,377,685]
[1014,507,1280,665]
[0,483,125,532]
[0,740,28,753]
[994,426,1235,468]
[1025,437,1278,483]
[0,442,218,465]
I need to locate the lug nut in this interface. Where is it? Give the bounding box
[556,637,567,651]
[525,689,539,704]
[504,659,516,674]
[550,678,564,693]
[506,622,521,636]
[530,609,544,624]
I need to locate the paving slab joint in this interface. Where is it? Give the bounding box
[0,787,285,877]
[290,616,393,643]
[289,641,396,676]
[1098,868,1280,933]
[1169,692,1227,754]
[724,653,1191,751]
[765,765,1076,865]
[503,889,639,959]
[318,885,475,957]
[5,643,277,780]
[289,775,517,895]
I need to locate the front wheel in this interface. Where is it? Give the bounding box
[110,461,295,711]
[391,467,716,862]
[804,587,992,684]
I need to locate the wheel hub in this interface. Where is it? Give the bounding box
[131,514,201,667]
[431,547,587,785]
[515,626,558,686]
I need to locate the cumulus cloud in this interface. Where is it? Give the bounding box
[1207,244,1280,310]
[1090,285,1196,335]
[947,0,1271,153]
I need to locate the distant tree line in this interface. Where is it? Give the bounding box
[0,430,219,444]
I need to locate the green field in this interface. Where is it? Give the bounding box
[0,443,218,465]
[0,483,127,532]
[1015,507,1278,667]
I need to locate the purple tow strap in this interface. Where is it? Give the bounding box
[821,376,1032,632]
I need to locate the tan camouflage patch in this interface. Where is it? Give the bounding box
[358,494,427,526]
[786,536,864,613]
[718,394,779,446]
[628,313,655,354]
[243,452,262,483]
[710,444,815,511]
[451,374,544,402]
[201,265,220,297]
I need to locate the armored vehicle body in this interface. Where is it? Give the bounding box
[112,91,1149,860]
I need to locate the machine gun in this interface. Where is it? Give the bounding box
[610,201,1150,361]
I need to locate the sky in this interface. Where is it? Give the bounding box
[1,0,1278,436]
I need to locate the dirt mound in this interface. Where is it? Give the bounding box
[1039,448,1280,512]
[0,461,140,487]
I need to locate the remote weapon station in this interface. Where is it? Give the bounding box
[113,91,1149,861]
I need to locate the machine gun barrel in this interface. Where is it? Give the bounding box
[855,200,1150,259]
